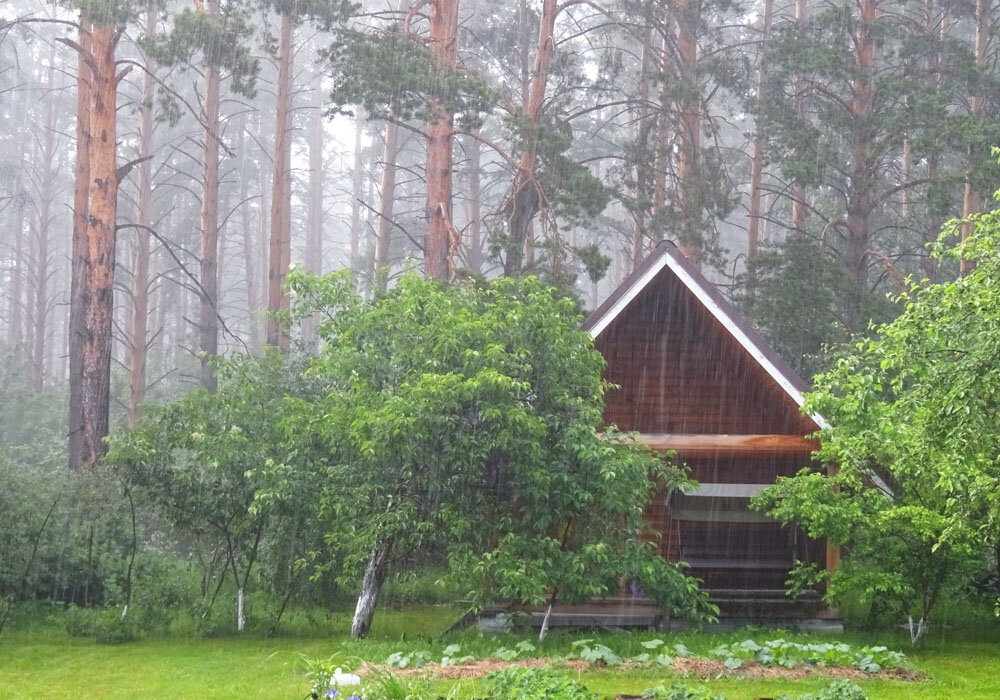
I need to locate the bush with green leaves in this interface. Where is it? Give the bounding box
[707,639,906,673]
[570,638,622,666]
[640,682,725,700]
[755,216,1000,644]
[491,640,537,661]
[360,669,432,700]
[63,606,136,644]
[628,638,689,666]
[777,680,867,700]
[262,271,715,639]
[483,667,597,700]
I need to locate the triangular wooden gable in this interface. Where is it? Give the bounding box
[584,241,823,440]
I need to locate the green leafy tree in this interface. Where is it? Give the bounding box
[265,269,714,638]
[106,352,321,633]
[756,210,1000,643]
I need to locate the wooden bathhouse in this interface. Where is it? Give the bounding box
[580,240,836,624]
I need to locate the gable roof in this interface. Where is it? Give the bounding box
[583,241,826,431]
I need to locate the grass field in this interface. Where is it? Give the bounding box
[2,607,999,699]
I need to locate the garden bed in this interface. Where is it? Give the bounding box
[356,657,923,682]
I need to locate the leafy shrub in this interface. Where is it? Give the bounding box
[483,668,597,700]
[778,680,868,700]
[380,568,462,608]
[385,650,432,669]
[629,638,685,666]
[63,606,136,644]
[640,682,725,700]
[708,639,905,673]
[440,644,475,666]
[361,669,431,700]
[494,640,536,661]
[570,638,622,666]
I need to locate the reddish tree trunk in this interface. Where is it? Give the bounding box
[128,0,157,423]
[630,16,655,273]
[843,0,878,330]
[303,68,325,347]
[960,0,989,277]
[504,0,557,276]
[425,0,459,282]
[790,0,808,233]
[746,0,774,308]
[674,0,700,263]
[69,20,122,470]
[267,12,294,349]
[67,14,92,469]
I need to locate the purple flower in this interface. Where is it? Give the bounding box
[348,695,361,700]
[325,690,340,699]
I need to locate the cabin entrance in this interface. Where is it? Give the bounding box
[667,484,797,590]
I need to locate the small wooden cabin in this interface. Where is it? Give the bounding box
[582,241,836,623]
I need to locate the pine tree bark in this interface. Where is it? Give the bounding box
[349,107,365,276]
[790,0,808,234]
[32,83,58,393]
[425,0,459,282]
[67,14,92,469]
[303,68,325,347]
[630,12,655,273]
[128,0,157,423]
[373,117,400,291]
[267,12,294,349]
[674,0,701,263]
[844,0,878,330]
[200,57,221,390]
[68,19,123,470]
[464,135,484,273]
[504,0,557,276]
[960,0,989,277]
[235,117,261,352]
[746,0,774,309]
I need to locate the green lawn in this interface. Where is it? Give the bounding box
[2,607,999,699]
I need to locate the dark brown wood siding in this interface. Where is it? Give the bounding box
[596,269,817,436]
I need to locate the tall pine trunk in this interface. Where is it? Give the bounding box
[128,0,157,423]
[424,0,459,282]
[349,108,365,276]
[67,13,92,470]
[267,12,294,349]
[303,68,325,347]
[960,0,989,277]
[373,118,400,291]
[790,0,808,233]
[68,20,122,470]
[674,0,701,263]
[504,0,557,276]
[464,135,483,273]
[199,57,221,390]
[32,87,57,393]
[844,0,878,330]
[746,0,774,309]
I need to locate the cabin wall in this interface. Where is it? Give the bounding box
[597,270,816,436]
[595,268,824,597]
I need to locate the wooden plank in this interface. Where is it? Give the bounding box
[636,433,818,454]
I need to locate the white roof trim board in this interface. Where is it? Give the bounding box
[586,244,830,431]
